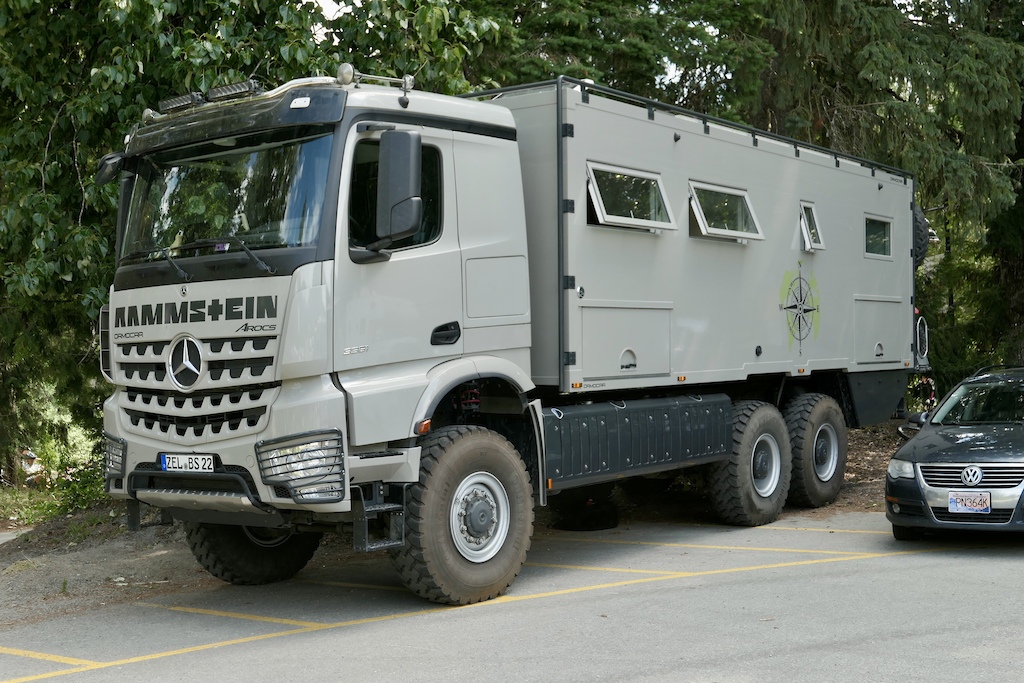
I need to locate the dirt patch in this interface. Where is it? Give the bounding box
[0,421,904,626]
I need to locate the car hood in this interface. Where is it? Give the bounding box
[894,424,1024,463]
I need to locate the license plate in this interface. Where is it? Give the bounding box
[948,490,991,514]
[160,453,215,473]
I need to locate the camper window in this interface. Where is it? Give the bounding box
[586,163,675,231]
[865,217,891,257]
[688,181,764,241]
[799,202,824,251]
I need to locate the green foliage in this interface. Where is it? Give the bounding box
[0,0,1022,481]
[0,486,55,526]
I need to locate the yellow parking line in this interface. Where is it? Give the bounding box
[136,603,325,627]
[765,525,890,535]
[302,580,409,593]
[526,562,685,575]
[0,607,443,683]
[549,535,870,555]
[0,648,97,667]
[0,544,947,683]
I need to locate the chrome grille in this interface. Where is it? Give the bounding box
[115,335,279,444]
[920,464,1024,489]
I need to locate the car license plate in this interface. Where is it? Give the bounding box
[160,453,215,473]
[948,490,991,514]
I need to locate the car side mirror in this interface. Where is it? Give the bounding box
[897,411,928,441]
[371,130,423,249]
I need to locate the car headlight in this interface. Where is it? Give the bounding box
[887,458,915,479]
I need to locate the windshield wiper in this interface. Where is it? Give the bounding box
[120,246,193,281]
[182,236,277,275]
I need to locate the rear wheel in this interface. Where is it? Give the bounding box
[783,393,848,507]
[183,522,322,585]
[710,401,792,526]
[391,426,534,605]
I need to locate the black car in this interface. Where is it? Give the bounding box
[886,366,1024,540]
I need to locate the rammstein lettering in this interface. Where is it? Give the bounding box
[114,297,278,328]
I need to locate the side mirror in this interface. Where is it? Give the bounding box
[897,411,928,441]
[372,130,422,248]
[95,152,126,186]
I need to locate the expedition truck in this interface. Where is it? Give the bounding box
[95,65,930,604]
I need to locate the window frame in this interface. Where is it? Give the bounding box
[864,215,893,259]
[585,162,676,231]
[799,201,825,252]
[347,138,444,252]
[688,180,765,241]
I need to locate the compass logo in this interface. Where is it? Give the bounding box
[780,266,820,353]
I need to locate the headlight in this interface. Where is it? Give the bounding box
[887,458,915,479]
[102,432,126,476]
[256,430,345,503]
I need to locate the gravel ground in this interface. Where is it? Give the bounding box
[0,421,904,627]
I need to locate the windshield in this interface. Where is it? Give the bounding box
[931,380,1024,425]
[120,128,333,264]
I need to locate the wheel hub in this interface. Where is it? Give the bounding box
[461,490,496,540]
[812,424,839,481]
[753,449,771,479]
[750,433,781,498]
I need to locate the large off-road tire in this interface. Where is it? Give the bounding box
[182,522,322,585]
[391,425,534,605]
[710,401,792,526]
[783,393,848,508]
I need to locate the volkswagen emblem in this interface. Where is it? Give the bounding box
[961,465,984,487]
[168,335,203,391]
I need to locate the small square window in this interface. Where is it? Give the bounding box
[865,217,891,256]
[799,202,824,251]
[689,181,764,241]
[586,162,675,231]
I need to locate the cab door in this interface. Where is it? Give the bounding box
[334,124,463,372]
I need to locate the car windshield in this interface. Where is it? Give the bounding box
[931,380,1024,425]
[120,128,333,264]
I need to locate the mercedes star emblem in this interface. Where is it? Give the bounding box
[168,336,203,391]
[961,465,984,487]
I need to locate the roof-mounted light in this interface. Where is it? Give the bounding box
[336,63,415,93]
[157,92,204,115]
[206,79,263,102]
[337,63,415,108]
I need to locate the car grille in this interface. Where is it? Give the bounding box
[931,508,1015,524]
[920,464,1024,489]
[113,336,280,445]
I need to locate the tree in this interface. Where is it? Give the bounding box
[0,0,511,469]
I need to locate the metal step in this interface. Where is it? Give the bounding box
[352,484,406,553]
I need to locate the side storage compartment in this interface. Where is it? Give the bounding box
[544,394,732,491]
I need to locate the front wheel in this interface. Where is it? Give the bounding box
[710,401,792,526]
[183,522,322,585]
[391,426,534,605]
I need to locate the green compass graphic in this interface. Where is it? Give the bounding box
[780,266,820,354]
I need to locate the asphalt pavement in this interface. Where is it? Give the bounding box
[3,510,1023,682]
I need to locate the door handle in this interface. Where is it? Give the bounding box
[430,321,461,346]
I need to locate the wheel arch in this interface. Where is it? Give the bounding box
[412,357,544,502]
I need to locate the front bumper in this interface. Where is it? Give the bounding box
[885,468,1024,531]
[103,375,419,519]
